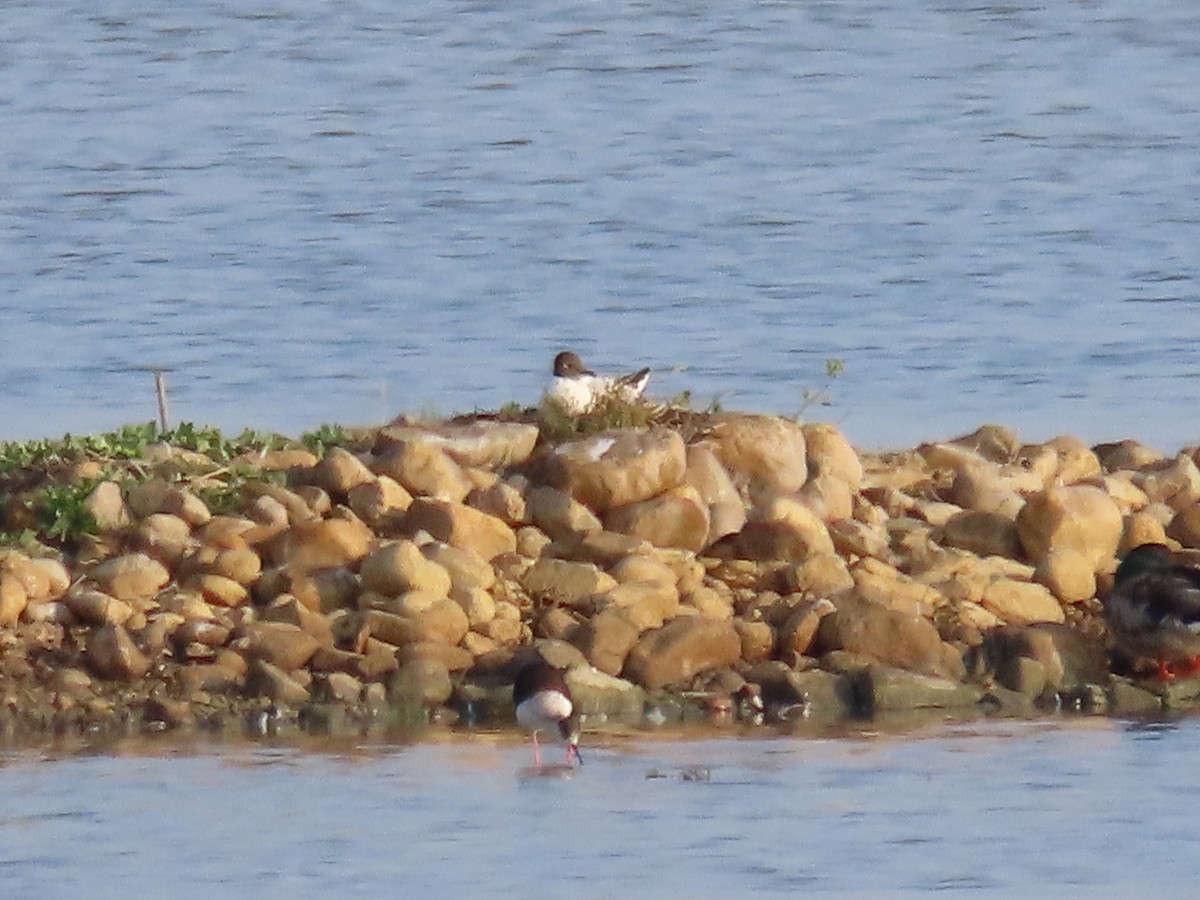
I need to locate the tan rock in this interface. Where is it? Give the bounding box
[377,421,540,469]
[1132,454,1200,510]
[23,556,71,598]
[312,446,375,496]
[372,441,472,502]
[127,478,173,518]
[603,486,710,552]
[802,423,863,489]
[609,554,676,588]
[86,624,150,680]
[246,659,310,704]
[980,578,1065,625]
[812,596,957,678]
[852,558,944,616]
[546,530,648,565]
[520,558,617,607]
[683,443,746,545]
[784,552,854,597]
[1121,511,1170,554]
[161,487,213,527]
[277,514,373,574]
[515,526,552,559]
[90,553,169,601]
[344,476,409,527]
[828,518,890,560]
[360,610,422,647]
[1016,485,1122,571]
[734,619,775,663]
[545,427,687,513]
[1,552,50,602]
[1097,473,1151,513]
[946,465,1024,516]
[946,424,1020,462]
[0,573,28,627]
[526,485,603,540]
[201,547,262,585]
[778,598,836,656]
[573,609,640,675]
[467,481,526,525]
[403,498,516,560]
[238,621,321,670]
[188,573,249,608]
[623,617,742,690]
[421,542,494,593]
[685,585,733,619]
[452,586,495,627]
[1167,502,1200,549]
[706,413,808,497]
[797,472,855,523]
[201,515,259,549]
[360,540,452,597]
[1033,548,1097,604]
[598,580,681,632]
[534,606,579,641]
[1094,439,1164,471]
[85,480,131,530]
[1021,436,1100,484]
[397,641,474,673]
[941,510,1022,559]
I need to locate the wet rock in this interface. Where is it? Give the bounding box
[564,665,647,721]
[246,659,310,705]
[545,427,687,513]
[378,421,540,469]
[314,671,365,704]
[941,510,1022,560]
[1107,678,1164,716]
[1016,485,1122,571]
[86,624,151,680]
[604,487,710,552]
[973,624,1108,693]
[238,621,321,670]
[520,558,617,607]
[708,413,808,496]
[526,485,603,540]
[387,658,453,705]
[844,665,982,715]
[812,596,960,679]
[623,617,741,690]
[403,498,516,561]
[371,441,473,502]
[90,553,170,601]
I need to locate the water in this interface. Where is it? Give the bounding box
[3,718,1200,896]
[2,1,1199,450]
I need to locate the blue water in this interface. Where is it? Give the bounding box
[2,0,1199,450]
[3,719,1200,897]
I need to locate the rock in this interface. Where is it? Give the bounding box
[623,617,742,690]
[1015,485,1122,571]
[526,485,603,540]
[1021,435,1100,484]
[564,665,646,721]
[1132,454,1200,510]
[844,665,982,714]
[597,580,681,632]
[545,428,687,513]
[188,573,249,608]
[467,480,527,525]
[10,555,70,600]
[947,424,1020,462]
[411,597,470,646]
[246,659,311,704]
[397,641,474,672]
[387,658,453,705]
[812,596,959,679]
[1121,511,1170,554]
[683,443,746,545]
[573,609,641,675]
[946,465,1024,517]
[734,619,775,663]
[86,624,150,680]
[980,578,1065,625]
[65,588,132,627]
[778,598,836,657]
[276,514,374,574]
[421,542,494,594]
[941,510,1022,559]
[520,558,617,607]
[707,414,808,496]
[85,481,130,530]
[1094,439,1165,471]
[784,553,855,597]
[515,526,552,559]
[90,553,170,601]
[757,497,837,555]
[547,530,649,566]
[974,624,1108,693]
[402,499,516,561]
[609,554,676,588]
[603,487,710,552]
[1166,502,1200,549]
[360,540,452,597]
[312,446,375,496]
[797,473,855,523]
[377,421,540,469]
[347,476,413,525]
[238,621,321,670]
[359,610,422,647]
[851,558,944,616]
[371,441,473,502]
[828,518,890,561]
[1033,548,1097,604]
[203,547,263,585]
[802,423,863,490]
[0,574,28,627]
[685,585,733,619]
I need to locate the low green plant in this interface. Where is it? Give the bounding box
[28,480,101,544]
[537,391,658,442]
[796,357,845,421]
[300,423,354,456]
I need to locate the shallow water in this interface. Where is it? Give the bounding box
[2,1,1200,449]
[4,717,1200,897]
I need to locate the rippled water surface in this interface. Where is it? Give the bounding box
[2,1,1200,448]
[4,718,1200,897]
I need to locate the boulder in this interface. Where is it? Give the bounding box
[311,446,375,496]
[237,621,321,670]
[623,617,741,690]
[707,413,808,496]
[1033,548,1097,604]
[377,421,540,469]
[603,487,710,552]
[347,476,413,525]
[520,558,617,607]
[812,596,959,679]
[784,553,855,597]
[572,609,641,675]
[90,553,170,601]
[372,441,472,503]
[1132,454,1200,510]
[387,658,454,705]
[466,481,526,525]
[360,540,452,597]
[802,423,863,490]
[940,509,1022,559]
[545,428,687,513]
[86,624,150,680]
[597,580,681,632]
[1015,485,1122,571]
[980,578,1065,625]
[0,574,28,627]
[275,514,374,574]
[402,499,516,560]
[526,485,603,540]
[683,443,746,545]
[85,480,131,530]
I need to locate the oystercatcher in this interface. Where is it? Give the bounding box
[513,660,582,766]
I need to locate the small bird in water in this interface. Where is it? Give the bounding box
[543,350,651,415]
[1103,542,1200,680]
[513,660,582,766]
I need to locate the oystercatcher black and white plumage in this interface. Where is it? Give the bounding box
[1103,542,1200,679]
[513,660,582,766]
[543,350,651,416]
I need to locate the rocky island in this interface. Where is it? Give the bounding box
[0,402,1196,747]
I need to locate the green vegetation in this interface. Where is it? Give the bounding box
[796,357,845,421]
[537,391,660,441]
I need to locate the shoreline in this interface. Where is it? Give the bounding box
[2,405,1198,750]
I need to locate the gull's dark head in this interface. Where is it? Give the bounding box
[553,351,592,378]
